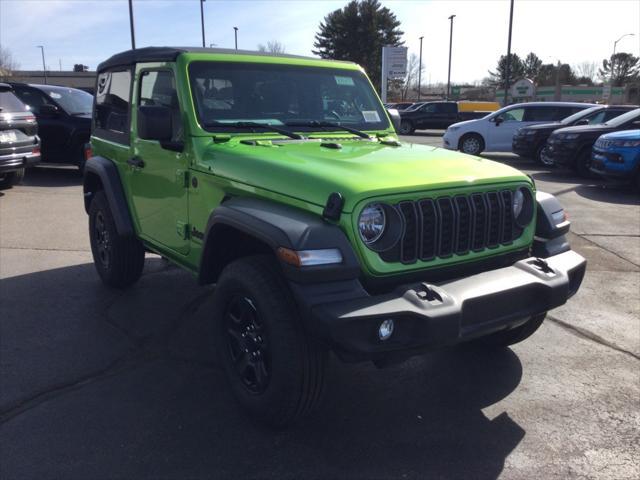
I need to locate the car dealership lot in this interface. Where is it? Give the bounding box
[1,136,638,479]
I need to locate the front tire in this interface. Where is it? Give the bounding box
[537,144,555,167]
[399,120,415,135]
[472,313,546,348]
[89,191,145,288]
[213,255,326,428]
[459,133,484,155]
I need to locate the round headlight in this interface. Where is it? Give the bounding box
[358,204,386,245]
[513,187,534,227]
[513,189,524,219]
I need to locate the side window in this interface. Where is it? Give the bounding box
[422,104,437,113]
[94,68,132,145]
[587,111,606,125]
[602,110,626,122]
[523,106,557,122]
[441,103,457,114]
[139,70,183,141]
[12,88,53,114]
[498,107,524,122]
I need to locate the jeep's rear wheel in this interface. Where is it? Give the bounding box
[89,191,145,288]
[213,255,326,428]
[472,313,546,348]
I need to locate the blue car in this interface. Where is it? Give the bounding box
[591,129,640,188]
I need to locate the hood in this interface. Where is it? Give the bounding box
[552,124,611,135]
[599,129,640,141]
[525,122,562,131]
[204,138,530,212]
[448,119,481,129]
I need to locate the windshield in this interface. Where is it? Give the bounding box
[188,61,389,133]
[604,108,640,127]
[39,86,93,115]
[560,106,601,125]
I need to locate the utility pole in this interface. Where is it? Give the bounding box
[446,15,455,100]
[200,0,206,48]
[59,59,62,71]
[128,0,136,49]
[418,36,424,101]
[234,27,238,50]
[504,0,514,104]
[37,46,47,84]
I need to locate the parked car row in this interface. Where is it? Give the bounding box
[0,82,93,189]
[397,100,499,134]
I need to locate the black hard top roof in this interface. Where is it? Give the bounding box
[97,46,328,72]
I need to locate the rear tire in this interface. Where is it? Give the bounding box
[0,168,25,189]
[471,313,546,348]
[213,255,326,428]
[459,133,484,155]
[399,120,415,135]
[89,191,145,288]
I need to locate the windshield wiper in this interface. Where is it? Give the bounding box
[285,120,372,139]
[203,120,304,140]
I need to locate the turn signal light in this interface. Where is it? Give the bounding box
[277,247,343,267]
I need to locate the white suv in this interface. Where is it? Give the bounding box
[442,102,596,155]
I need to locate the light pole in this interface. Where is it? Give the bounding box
[611,33,635,86]
[418,36,424,101]
[128,0,136,49]
[200,0,206,48]
[233,27,238,50]
[446,15,455,100]
[36,46,47,84]
[504,0,514,105]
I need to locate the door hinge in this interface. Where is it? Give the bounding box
[176,221,189,239]
[176,169,189,188]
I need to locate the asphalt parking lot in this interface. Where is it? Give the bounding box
[1,132,639,480]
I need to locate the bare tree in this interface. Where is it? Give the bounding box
[574,61,598,82]
[0,46,19,75]
[400,53,423,100]
[257,40,286,54]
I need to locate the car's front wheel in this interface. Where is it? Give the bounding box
[399,120,415,135]
[213,255,326,428]
[459,133,484,155]
[89,191,145,288]
[537,144,555,167]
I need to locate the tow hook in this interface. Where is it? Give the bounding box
[529,258,555,275]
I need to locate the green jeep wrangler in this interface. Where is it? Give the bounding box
[84,47,586,427]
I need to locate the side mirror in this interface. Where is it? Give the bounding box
[575,119,589,126]
[494,117,503,126]
[39,104,60,117]
[138,105,173,141]
[387,108,401,133]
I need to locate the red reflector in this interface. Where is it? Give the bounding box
[32,147,41,155]
[84,145,93,161]
[25,116,36,122]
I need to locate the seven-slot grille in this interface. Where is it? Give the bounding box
[380,189,521,264]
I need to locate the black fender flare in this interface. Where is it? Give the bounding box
[533,191,571,258]
[198,197,361,285]
[83,156,135,237]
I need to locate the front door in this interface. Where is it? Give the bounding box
[128,67,189,255]
[487,106,526,151]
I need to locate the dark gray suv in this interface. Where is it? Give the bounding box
[0,83,41,189]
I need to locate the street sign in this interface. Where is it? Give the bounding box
[383,46,408,79]
[511,78,535,98]
[602,84,611,100]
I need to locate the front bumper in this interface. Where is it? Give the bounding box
[0,150,41,173]
[545,140,579,167]
[309,250,586,361]
[512,136,538,157]
[442,130,458,150]
[590,150,638,179]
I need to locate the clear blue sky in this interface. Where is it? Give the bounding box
[1,0,639,84]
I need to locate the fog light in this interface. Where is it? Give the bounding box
[378,319,394,341]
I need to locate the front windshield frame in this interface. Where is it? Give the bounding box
[188,61,390,134]
[38,86,93,115]
[603,108,640,127]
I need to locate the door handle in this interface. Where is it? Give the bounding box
[127,156,145,168]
